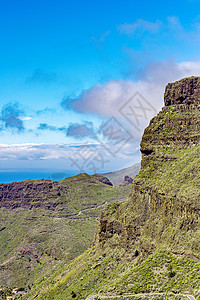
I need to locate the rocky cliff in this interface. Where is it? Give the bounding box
[164,76,200,106]
[0,174,113,211]
[21,77,200,300]
[94,77,200,258]
[141,78,200,169]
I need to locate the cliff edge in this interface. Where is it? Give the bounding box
[24,77,200,300]
[95,77,200,256]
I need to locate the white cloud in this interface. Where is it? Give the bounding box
[0,142,109,161]
[137,60,200,85]
[66,79,162,118]
[62,59,200,141]
[0,144,70,160]
[0,141,141,174]
[67,60,200,115]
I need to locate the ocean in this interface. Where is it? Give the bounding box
[0,170,77,183]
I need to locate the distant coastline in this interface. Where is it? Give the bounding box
[0,170,77,183]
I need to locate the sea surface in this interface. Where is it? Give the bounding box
[0,170,77,183]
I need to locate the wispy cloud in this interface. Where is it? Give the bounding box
[118,16,200,44]
[61,79,161,118]
[91,30,111,45]
[137,60,200,84]
[0,143,103,161]
[118,19,161,35]
[37,123,67,136]
[36,107,56,115]
[90,30,111,62]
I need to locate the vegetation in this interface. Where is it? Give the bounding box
[0,173,131,291]
[3,78,200,300]
[22,90,200,299]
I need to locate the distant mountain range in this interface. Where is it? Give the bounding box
[100,163,141,186]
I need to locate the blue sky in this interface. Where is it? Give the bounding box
[1,0,200,174]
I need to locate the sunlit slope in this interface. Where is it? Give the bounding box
[0,173,131,290]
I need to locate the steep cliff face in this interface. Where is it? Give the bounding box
[141,79,200,169]
[164,76,200,106]
[23,77,200,300]
[94,77,200,258]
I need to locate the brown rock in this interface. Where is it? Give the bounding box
[119,176,133,186]
[164,76,200,106]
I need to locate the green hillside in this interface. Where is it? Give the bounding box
[0,173,131,295]
[23,77,200,300]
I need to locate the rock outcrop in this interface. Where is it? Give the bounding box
[0,180,65,210]
[92,174,113,186]
[119,175,133,186]
[164,76,200,106]
[0,174,113,210]
[141,77,200,169]
[93,77,200,258]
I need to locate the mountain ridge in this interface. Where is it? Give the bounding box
[24,77,200,300]
[0,173,131,292]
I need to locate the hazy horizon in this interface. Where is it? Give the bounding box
[0,0,200,180]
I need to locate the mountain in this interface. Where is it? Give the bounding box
[25,77,200,300]
[0,173,131,294]
[101,163,140,186]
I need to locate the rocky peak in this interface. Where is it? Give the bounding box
[164,76,200,106]
[93,77,200,262]
[92,174,113,186]
[119,175,133,186]
[140,77,200,168]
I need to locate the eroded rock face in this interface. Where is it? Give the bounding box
[0,180,64,210]
[93,77,200,257]
[140,77,200,169]
[0,174,113,210]
[164,76,200,106]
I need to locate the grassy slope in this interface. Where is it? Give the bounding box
[24,104,200,300]
[101,163,140,186]
[0,173,131,291]
[26,249,200,300]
